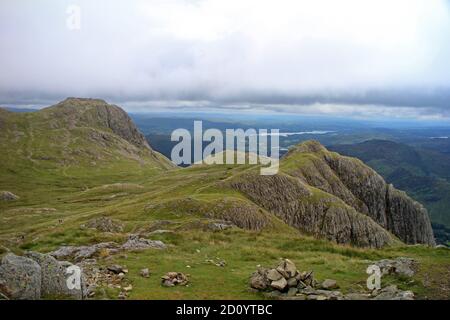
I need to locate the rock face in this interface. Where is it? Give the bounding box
[0,191,19,201]
[230,173,394,248]
[229,141,435,247]
[282,141,435,246]
[0,252,85,300]
[47,98,150,150]
[25,252,86,299]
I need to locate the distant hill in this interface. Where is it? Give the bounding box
[330,139,450,244]
[0,98,174,196]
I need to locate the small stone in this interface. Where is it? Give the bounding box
[297,280,307,289]
[271,277,288,291]
[162,280,174,287]
[345,293,370,300]
[267,269,283,281]
[321,279,338,290]
[250,273,269,290]
[140,268,150,278]
[287,277,298,288]
[123,285,133,292]
[287,287,298,296]
[107,265,125,274]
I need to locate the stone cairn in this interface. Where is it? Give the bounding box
[161,272,189,287]
[250,258,416,300]
[250,259,342,300]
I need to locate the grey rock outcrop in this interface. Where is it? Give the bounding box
[0,253,41,300]
[49,235,166,262]
[0,252,87,300]
[262,140,435,246]
[82,216,124,233]
[230,172,394,248]
[50,242,119,262]
[372,257,417,277]
[120,234,167,250]
[25,252,86,299]
[234,141,434,248]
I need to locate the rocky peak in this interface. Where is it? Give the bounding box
[45,97,150,150]
[281,141,435,246]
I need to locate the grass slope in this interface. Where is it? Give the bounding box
[0,108,448,300]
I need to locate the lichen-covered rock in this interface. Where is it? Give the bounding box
[25,252,86,299]
[0,253,41,300]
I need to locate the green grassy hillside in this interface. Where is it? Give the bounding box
[0,101,448,300]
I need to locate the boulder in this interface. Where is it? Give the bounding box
[249,270,270,290]
[287,287,298,296]
[140,268,150,278]
[107,264,125,274]
[287,277,298,288]
[266,269,283,281]
[270,277,287,291]
[321,279,338,290]
[25,251,85,299]
[276,259,297,278]
[373,257,417,277]
[0,253,41,300]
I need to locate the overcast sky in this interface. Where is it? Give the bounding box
[1,0,450,119]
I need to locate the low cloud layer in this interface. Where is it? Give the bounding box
[1,0,450,119]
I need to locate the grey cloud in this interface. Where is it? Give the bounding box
[1,0,450,119]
